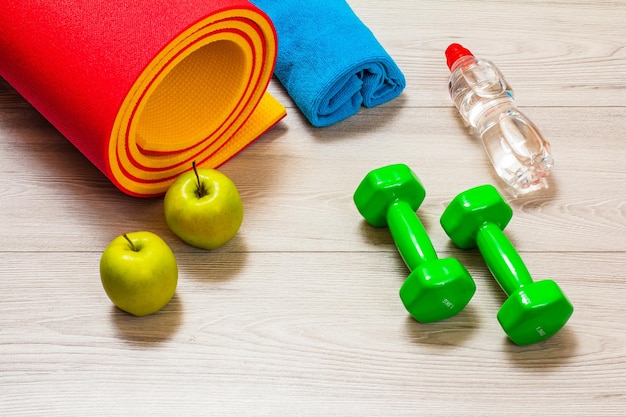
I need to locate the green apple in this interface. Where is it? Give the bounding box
[100,231,178,316]
[164,162,243,250]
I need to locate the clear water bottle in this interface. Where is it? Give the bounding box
[445,43,554,194]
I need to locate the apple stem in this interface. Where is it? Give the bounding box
[122,233,138,252]
[192,160,208,198]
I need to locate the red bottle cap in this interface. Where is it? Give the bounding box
[445,43,474,70]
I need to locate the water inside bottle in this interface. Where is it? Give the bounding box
[481,108,554,193]
[449,57,553,194]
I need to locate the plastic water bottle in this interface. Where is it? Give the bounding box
[445,43,554,194]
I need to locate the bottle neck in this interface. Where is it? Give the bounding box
[449,54,476,73]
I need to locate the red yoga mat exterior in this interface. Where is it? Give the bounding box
[0,0,286,196]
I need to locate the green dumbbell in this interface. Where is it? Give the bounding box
[354,164,476,322]
[440,184,574,345]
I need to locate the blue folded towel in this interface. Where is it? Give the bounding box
[250,0,406,127]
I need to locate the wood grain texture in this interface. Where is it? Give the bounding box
[1,1,625,415]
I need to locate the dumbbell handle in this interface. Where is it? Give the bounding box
[387,200,437,271]
[476,222,534,295]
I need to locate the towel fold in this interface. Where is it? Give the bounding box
[250,0,406,127]
[0,0,286,197]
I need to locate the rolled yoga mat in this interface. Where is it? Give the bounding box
[250,0,406,127]
[0,0,286,197]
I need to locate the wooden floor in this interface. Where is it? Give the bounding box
[2,1,625,415]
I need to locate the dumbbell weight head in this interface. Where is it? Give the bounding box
[439,184,513,250]
[498,279,573,346]
[354,163,425,228]
[440,184,573,345]
[354,164,476,322]
[399,257,476,323]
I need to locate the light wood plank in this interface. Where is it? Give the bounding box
[0,102,624,253]
[0,251,624,415]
